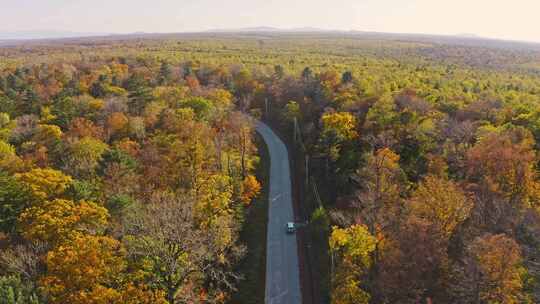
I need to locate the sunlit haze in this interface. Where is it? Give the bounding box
[1,0,540,42]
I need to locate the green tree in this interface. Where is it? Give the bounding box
[0,275,41,304]
[0,171,32,233]
[158,61,172,85]
[301,67,313,82]
[282,100,301,124]
[63,137,108,178]
[365,93,398,134]
[181,97,215,120]
[0,113,12,141]
[341,71,353,84]
[126,74,153,115]
[90,74,109,98]
[0,140,24,173]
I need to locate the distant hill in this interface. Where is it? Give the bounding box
[0,30,109,40]
[455,33,482,39]
[206,26,333,33]
[1,28,539,53]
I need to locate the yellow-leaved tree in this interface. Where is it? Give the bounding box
[40,235,136,304]
[15,168,72,200]
[409,174,473,240]
[0,139,25,173]
[195,174,234,228]
[32,124,63,148]
[329,225,376,304]
[18,199,109,244]
[355,148,404,236]
[319,111,358,161]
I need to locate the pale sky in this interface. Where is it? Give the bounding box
[1,0,539,42]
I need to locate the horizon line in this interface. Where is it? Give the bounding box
[1,27,540,45]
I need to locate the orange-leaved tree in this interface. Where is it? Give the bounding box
[39,233,167,304]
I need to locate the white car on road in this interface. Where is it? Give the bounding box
[286,222,295,233]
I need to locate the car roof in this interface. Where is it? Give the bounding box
[287,222,294,227]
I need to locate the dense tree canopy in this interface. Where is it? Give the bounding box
[0,39,262,303]
[1,32,540,303]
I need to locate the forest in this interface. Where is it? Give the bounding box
[1,32,540,303]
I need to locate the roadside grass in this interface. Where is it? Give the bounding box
[229,133,269,304]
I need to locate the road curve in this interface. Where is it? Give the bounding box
[256,121,302,304]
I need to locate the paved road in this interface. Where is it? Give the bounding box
[256,121,302,304]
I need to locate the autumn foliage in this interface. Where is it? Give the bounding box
[1,33,540,303]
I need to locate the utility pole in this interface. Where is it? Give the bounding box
[305,155,309,187]
[265,98,269,120]
[293,117,298,144]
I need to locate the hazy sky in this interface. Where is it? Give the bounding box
[1,0,539,42]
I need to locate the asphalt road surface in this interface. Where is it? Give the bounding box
[256,121,302,304]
